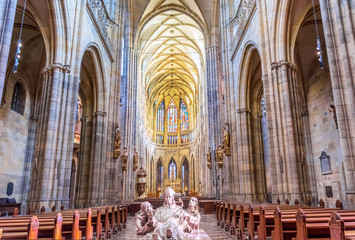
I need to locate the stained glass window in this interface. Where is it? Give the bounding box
[167,99,177,132]
[169,159,177,180]
[11,82,25,115]
[180,99,189,132]
[156,100,165,132]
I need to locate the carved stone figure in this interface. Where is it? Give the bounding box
[222,126,231,156]
[133,148,139,171]
[135,187,202,239]
[150,187,186,240]
[328,104,338,129]
[113,124,121,159]
[184,197,201,231]
[121,147,128,171]
[135,201,154,235]
[216,146,224,168]
[206,147,212,169]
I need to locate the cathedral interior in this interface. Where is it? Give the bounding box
[0,0,355,238]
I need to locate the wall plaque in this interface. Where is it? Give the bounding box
[325,186,333,198]
[319,151,331,174]
[6,182,14,196]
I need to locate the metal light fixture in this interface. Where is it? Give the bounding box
[311,0,323,69]
[13,0,28,73]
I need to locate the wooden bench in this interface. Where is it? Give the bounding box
[329,212,355,240]
[0,203,129,240]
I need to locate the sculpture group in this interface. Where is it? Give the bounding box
[135,187,201,240]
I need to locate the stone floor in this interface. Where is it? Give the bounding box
[115,213,236,240]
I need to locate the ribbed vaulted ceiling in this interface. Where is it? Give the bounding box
[139,9,205,110]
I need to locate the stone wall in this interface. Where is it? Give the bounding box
[0,77,30,202]
[306,65,343,207]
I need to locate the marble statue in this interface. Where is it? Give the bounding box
[135,201,155,235]
[121,147,128,171]
[133,148,138,171]
[183,197,201,232]
[216,145,224,168]
[222,126,231,156]
[206,147,212,169]
[137,187,201,240]
[113,124,121,159]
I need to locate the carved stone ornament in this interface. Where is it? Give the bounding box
[87,0,114,54]
[216,146,224,168]
[42,63,71,75]
[230,0,256,59]
[222,126,231,156]
[113,123,121,159]
[207,147,212,169]
[133,149,139,171]
[135,187,201,238]
[121,147,128,171]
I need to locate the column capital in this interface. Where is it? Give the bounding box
[42,63,71,74]
[93,111,107,118]
[271,60,298,71]
[237,108,251,114]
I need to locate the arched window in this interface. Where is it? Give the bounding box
[157,158,163,190]
[156,100,165,132]
[169,159,177,180]
[180,99,189,132]
[11,82,25,115]
[182,158,189,191]
[167,99,177,133]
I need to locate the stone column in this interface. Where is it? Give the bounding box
[319,0,355,208]
[29,63,74,210]
[237,108,255,201]
[0,0,17,102]
[270,60,305,202]
[120,47,138,202]
[206,46,222,199]
[88,111,107,205]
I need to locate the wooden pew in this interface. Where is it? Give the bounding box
[220,202,226,229]
[293,208,355,240]
[230,203,237,235]
[247,204,257,240]
[329,212,355,240]
[295,209,330,240]
[216,201,221,226]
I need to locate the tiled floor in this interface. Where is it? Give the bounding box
[115,213,236,240]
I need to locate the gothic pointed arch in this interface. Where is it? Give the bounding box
[168,158,177,180]
[156,158,163,191]
[181,157,189,192]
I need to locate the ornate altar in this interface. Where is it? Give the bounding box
[164,178,182,193]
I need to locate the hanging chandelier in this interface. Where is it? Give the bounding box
[311,0,324,69]
[13,0,28,73]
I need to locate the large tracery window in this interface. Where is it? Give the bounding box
[180,99,189,132]
[167,99,177,133]
[11,82,25,115]
[169,159,177,180]
[155,98,190,145]
[156,100,165,132]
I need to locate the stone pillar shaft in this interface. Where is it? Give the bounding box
[0,0,17,102]
[29,64,74,210]
[319,0,355,202]
[206,46,222,199]
[270,60,304,202]
[88,111,107,205]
